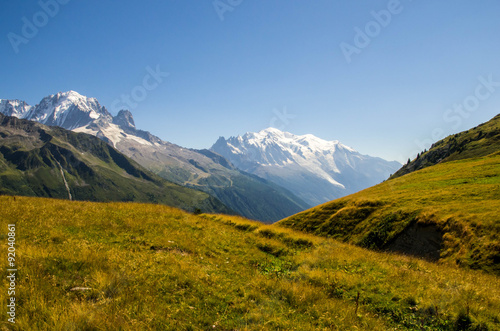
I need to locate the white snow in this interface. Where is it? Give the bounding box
[212,127,401,206]
[25,91,105,129]
[222,127,364,188]
[74,123,153,147]
[0,99,33,118]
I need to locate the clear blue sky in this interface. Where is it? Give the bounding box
[1,0,499,163]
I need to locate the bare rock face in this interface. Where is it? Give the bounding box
[113,110,136,129]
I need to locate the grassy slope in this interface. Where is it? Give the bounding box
[392,114,500,178]
[278,153,500,274]
[1,196,499,330]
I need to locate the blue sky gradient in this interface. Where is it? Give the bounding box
[1,0,499,162]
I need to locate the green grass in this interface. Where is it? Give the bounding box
[278,153,500,275]
[1,196,499,330]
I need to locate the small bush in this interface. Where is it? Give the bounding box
[256,243,288,257]
[258,228,278,239]
[455,311,473,330]
[404,296,418,307]
[283,236,314,249]
[234,223,258,232]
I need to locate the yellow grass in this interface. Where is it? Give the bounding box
[0,196,499,330]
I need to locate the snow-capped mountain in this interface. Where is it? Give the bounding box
[0,91,159,148]
[211,128,402,206]
[26,91,112,130]
[0,91,309,222]
[0,99,33,118]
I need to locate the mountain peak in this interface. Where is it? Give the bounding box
[240,128,352,153]
[113,110,136,129]
[50,90,85,103]
[0,99,33,119]
[16,90,111,130]
[211,128,401,206]
[260,127,285,134]
[56,90,83,98]
[240,127,293,142]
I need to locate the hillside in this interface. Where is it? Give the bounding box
[1,196,499,330]
[391,113,500,178]
[0,114,229,214]
[278,116,500,274]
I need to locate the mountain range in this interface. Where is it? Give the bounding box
[0,91,309,222]
[0,90,401,221]
[0,113,228,214]
[211,128,401,206]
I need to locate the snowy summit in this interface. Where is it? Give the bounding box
[211,127,401,206]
